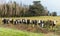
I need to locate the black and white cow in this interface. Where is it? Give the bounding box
[13,19,18,25]
[22,19,27,24]
[34,20,37,25]
[31,20,37,25]
[13,19,21,24]
[18,19,22,24]
[37,20,44,27]
[17,19,22,24]
[2,18,10,24]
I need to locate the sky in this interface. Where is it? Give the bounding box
[0,0,60,15]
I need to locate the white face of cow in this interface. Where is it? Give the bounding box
[54,20,56,24]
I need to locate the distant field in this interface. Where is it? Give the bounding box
[1,16,60,25]
[0,27,44,36]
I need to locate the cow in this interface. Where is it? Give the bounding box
[31,20,35,24]
[13,19,18,25]
[26,19,30,24]
[16,19,22,24]
[2,18,7,24]
[38,20,41,25]
[40,20,44,27]
[2,18,10,24]
[34,20,37,25]
[18,19,22,24]
[51,20,57,30]
[49,20,55,27]
[31,20,38,25]
[37,20,44,27]
[22,19,27,24]
[9,19,14,24]
[45,20,57,30]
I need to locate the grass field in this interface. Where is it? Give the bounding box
[0,16,60,36]
[0,27,59,36]
[0,27,44,36]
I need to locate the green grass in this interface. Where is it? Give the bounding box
[0,27,44,36]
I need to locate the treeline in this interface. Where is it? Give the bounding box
[0,1,57,17]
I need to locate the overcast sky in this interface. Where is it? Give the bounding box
[0,0,60,15]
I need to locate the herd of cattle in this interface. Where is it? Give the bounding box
[2,18,57,28]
